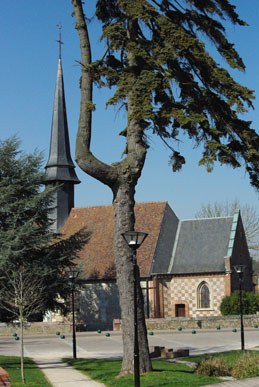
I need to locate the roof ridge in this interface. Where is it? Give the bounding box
[71,201,168,211]
[167,220,182,273]
[182,216,233,221]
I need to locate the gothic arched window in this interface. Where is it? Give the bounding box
[197,282,210,309]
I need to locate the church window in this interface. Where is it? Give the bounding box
[197,282,210,309]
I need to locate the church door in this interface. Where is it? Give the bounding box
[175,304,186,317]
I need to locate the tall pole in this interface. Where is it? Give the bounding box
[132,249,140,387]
[239,277,245,351]
[121,230,148,387]
[71,285,77,359]
[234,265,246,352]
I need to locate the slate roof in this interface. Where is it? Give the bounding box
[45,58,80,183]
[61,202,237,279]
[61,202,169,279]
[168,217,234,275]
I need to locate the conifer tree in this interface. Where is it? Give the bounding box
[71,0,259,375]
[0,137,89,320]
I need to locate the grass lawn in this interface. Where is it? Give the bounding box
[65,357,222,386]
[0,356,51,386]
[188,349,259,368]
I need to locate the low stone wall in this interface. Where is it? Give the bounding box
[0,322,72,336]
[113,315,259,331]
[1,314,259,335]
[146,315,259,330]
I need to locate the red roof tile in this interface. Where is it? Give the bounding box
[61,202,167,279]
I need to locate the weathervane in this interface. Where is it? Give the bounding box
[56,24,63,59]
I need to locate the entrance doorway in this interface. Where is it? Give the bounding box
[175,304,186,317]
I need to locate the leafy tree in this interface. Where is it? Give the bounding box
[0,266,47,383]
[195,200,259,258]
[220,291,259,315]
[71,0,259,375]
[0,137,90,318]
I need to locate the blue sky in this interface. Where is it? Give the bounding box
[1,0,258,219]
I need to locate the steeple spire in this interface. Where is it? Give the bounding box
[56,24,63,60]
[45,29,80,233]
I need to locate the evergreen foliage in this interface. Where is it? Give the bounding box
[0,137,90,321]
[93,0,259,186]
[72,0,259,375]
[220,290,259,315]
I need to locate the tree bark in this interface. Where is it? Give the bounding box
[71,0,152,374]
[20,312,25,384]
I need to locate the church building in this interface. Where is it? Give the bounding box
[45,39,253,331]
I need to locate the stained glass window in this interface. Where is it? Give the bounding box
[197,282,210,309]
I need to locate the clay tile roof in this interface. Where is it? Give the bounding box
[61,202,168,280]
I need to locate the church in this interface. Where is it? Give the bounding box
[44,43,253,331]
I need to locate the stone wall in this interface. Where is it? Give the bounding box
[146,315,259,330]
[1,315,259,335]
[168,274,226,318]
[0,322,72,336]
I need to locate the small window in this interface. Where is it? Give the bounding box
[197,282,210,309]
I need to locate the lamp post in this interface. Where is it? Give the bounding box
[234,265,246,351]
[122,231,148,387]
[67,269,80,359]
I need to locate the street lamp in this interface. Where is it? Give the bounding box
[122,231,148,387]
[234,265,246,351]
[67,268,80,359]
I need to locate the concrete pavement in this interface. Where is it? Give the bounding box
[2,329,259,386]
[34,357,105,387]
[206,377,259,386]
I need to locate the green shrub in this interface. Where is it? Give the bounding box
[220,291,259,315]
[196,357,230,377]
[231,353,259,379]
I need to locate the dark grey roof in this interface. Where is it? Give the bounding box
[151,203,179,274]
[169,217,233,274]
[45,59,80,184]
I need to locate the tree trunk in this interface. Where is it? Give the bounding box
[20,312,25,384]
[113,184,151,374]
[71,0,152,374]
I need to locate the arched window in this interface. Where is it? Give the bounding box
[197,282,210,309]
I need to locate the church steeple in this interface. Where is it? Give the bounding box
[45,27,80,233]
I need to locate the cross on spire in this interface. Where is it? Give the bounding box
[56,24,63,59]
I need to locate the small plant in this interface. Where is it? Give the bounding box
[216,326,221,330]
[149,331,154,336]
[232,328,237,332]
[192,330,196,334]
[56,331,60,336]
[105,332,110,337]
[196,357,230,377]
[60,335,65,339]
[97,329,101,334]
[197,320,202,329]
[178,327,182,331]
[254,325,258,329]
[231,353,259,379]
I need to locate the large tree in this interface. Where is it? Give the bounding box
[0,137,89,318]
[71,0,259,375]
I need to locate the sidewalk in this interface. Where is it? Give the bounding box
[35,357,259,387]
[34,357,105,387]
[206,377,259,386]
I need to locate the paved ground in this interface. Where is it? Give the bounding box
[1,328,259,385]
[35,357,105,386]
[206,377,259,386]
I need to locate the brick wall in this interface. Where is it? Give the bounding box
[167,274,226,318]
